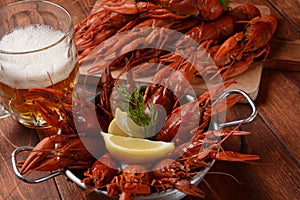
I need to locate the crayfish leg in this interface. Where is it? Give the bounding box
[119,192,131,200]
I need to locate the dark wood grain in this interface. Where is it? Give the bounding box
[0,117,61,200]
[185,97,300,200]
[265,40,300,71]
[282,70,300,88]
[256,70,300,160]
[0,0,299,200]
[223,102,300,200]
[266,0,300,32]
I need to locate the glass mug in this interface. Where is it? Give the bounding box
[0,1,79,128]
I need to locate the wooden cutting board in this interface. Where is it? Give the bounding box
[79,2,271,101]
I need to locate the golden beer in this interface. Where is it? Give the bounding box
[0,1,78,128]
[0,64,78,127]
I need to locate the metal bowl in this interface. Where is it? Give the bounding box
[12,89,257,200]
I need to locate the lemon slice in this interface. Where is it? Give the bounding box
[101,132,175,164]
[114,108,145,138]
[108,118,129,137]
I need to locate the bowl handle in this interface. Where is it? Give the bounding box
[11,146,64,183]
[215,89,258,129]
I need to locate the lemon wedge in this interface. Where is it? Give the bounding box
[114,108,146,138]
[108,118,129,137]
[101,132,175,164]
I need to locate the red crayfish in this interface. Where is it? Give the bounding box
[80,129,260,200]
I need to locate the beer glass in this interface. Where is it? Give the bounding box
[0,1,78,128]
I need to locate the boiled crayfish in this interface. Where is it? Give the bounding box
[15,1,277,200]
[18,67,115,174]
[211,15,278,80]
[80,129,260,200]
[17,70,260,200]
[80,4,276,86]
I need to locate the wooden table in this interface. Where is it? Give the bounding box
[1,0,299,199]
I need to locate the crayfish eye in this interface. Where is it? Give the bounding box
[237,39,243,45]
[244,38,249,43]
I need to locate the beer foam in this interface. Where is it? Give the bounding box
[0,25,77,89]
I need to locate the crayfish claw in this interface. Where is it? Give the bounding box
[19,135,92,174]
[175,179,205,198]
[19,135,63,174]
[214,151,260,162]
[20,152,44,175]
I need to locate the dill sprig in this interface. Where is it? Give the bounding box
[115,84,158,138]
[218,0,231,9]
[128,86,150,126]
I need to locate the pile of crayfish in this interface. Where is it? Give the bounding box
[16,1,278,200]
[18,74,258,200]
[75,0,277,81]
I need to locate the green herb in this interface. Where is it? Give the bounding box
[116,84,158,138]
[218,0,231,9]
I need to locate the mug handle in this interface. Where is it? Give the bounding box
[0,102,10,118]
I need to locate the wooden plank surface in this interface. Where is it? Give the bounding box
[0,0,299,200]
[0,117,61,200]
[265,39,300,71]
[266,0,300,31]
[256,70,300,160]
[196,93,300,199]
[199,107,300,200]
